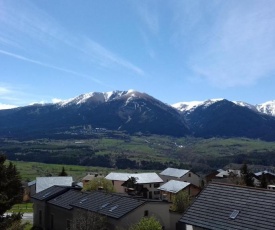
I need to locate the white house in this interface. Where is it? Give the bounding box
[105,172,163,199]
[159,168,201,187]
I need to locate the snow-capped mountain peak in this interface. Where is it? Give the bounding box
[256,100,275,116]
[172,98,224,112]
[233,101,257,111]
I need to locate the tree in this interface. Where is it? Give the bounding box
[171,190,190,213]
[122,177,137,190]
[129,217,162,230]
[240,163,254,187]
[72,210,107,230]
[82,177,115,192]
[260,172,268,188]
[58,166,68,176]
[0,154,23,229]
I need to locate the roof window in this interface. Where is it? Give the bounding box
[101,203,109,209]
[79,198,88,204]
[109,205,118,212]
[229,210,239,219]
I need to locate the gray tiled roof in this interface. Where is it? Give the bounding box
[48,189,87,209]
[31,185,70,201]
[159,167,189,178]
[158,180,190,193]
[180,183,275,230]
[71,191,146,219]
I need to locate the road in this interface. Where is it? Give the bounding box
[4,213,33,224]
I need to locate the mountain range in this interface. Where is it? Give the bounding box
[0,90,275,141]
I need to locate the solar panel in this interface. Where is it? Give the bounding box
[229,210,239,219]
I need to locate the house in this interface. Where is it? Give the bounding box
[82,173,104,187]
[23,180,36,201]
[178,182,275,230]
[31,185,181,230]
[159,168,201,187]
[36,176,73,193]
[255,170,275,184]
[105,172,163,199]
[158,180,201,202]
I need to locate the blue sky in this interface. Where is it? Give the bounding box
[1,0,275,109]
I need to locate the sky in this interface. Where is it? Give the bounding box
[1,0,275,109]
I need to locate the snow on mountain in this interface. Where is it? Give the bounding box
[233,101,257,111]
[256,100,275,116]
[172,99,224,113]
[0,103,18,110]
[56,91,129,107]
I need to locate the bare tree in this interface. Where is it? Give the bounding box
[72,210,107,230]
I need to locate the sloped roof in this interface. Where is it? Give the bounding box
[255,170,275,177]
[105,172,163,184]
[31,185,70,201]
[36,176,73,193]
[158,180,190,193]
[159,167,189,178]
[28,180,36,187]
[216,169,241,178]
[180,182,275,230]
[48,189,87,209]
[105,172,131,181]
[71,191,146,219]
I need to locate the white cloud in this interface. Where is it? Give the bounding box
[82,38,144,76]
[173,0,275,87]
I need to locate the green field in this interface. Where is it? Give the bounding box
[11,161,113,181]
[8,203,33,213]
[2,134,275,177]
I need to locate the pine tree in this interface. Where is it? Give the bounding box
[0,154,23,229]
[58,166,68,176]
[240,163,254,187]
[260,172,268,188]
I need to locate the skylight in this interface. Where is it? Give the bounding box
[109,205,118,212]
[79,198,88,204]
[229,210,240,219]
[101,203,109,209]
[42,192,52,198]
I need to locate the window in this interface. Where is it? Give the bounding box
[66,220,71,230]
[144,210,148,216]
[39,210,42,225]
[229,210,239,219]
[109,205,118,212]
[50,214,54,229]
[154,183,160,188]
[149,184,152,188]
[188,173,191,177]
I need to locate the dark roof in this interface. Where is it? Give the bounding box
[48,189,87,210]
[31,185,70,201]
[180,182,275,230]
[71,191,146,219]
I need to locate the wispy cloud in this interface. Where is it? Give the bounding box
[172,0,275,87]
[0,49,105,85]
[0,0,144,77]
[136,1,159,35]
[82,38,144,76]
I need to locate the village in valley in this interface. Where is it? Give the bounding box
[16,163,274,230]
